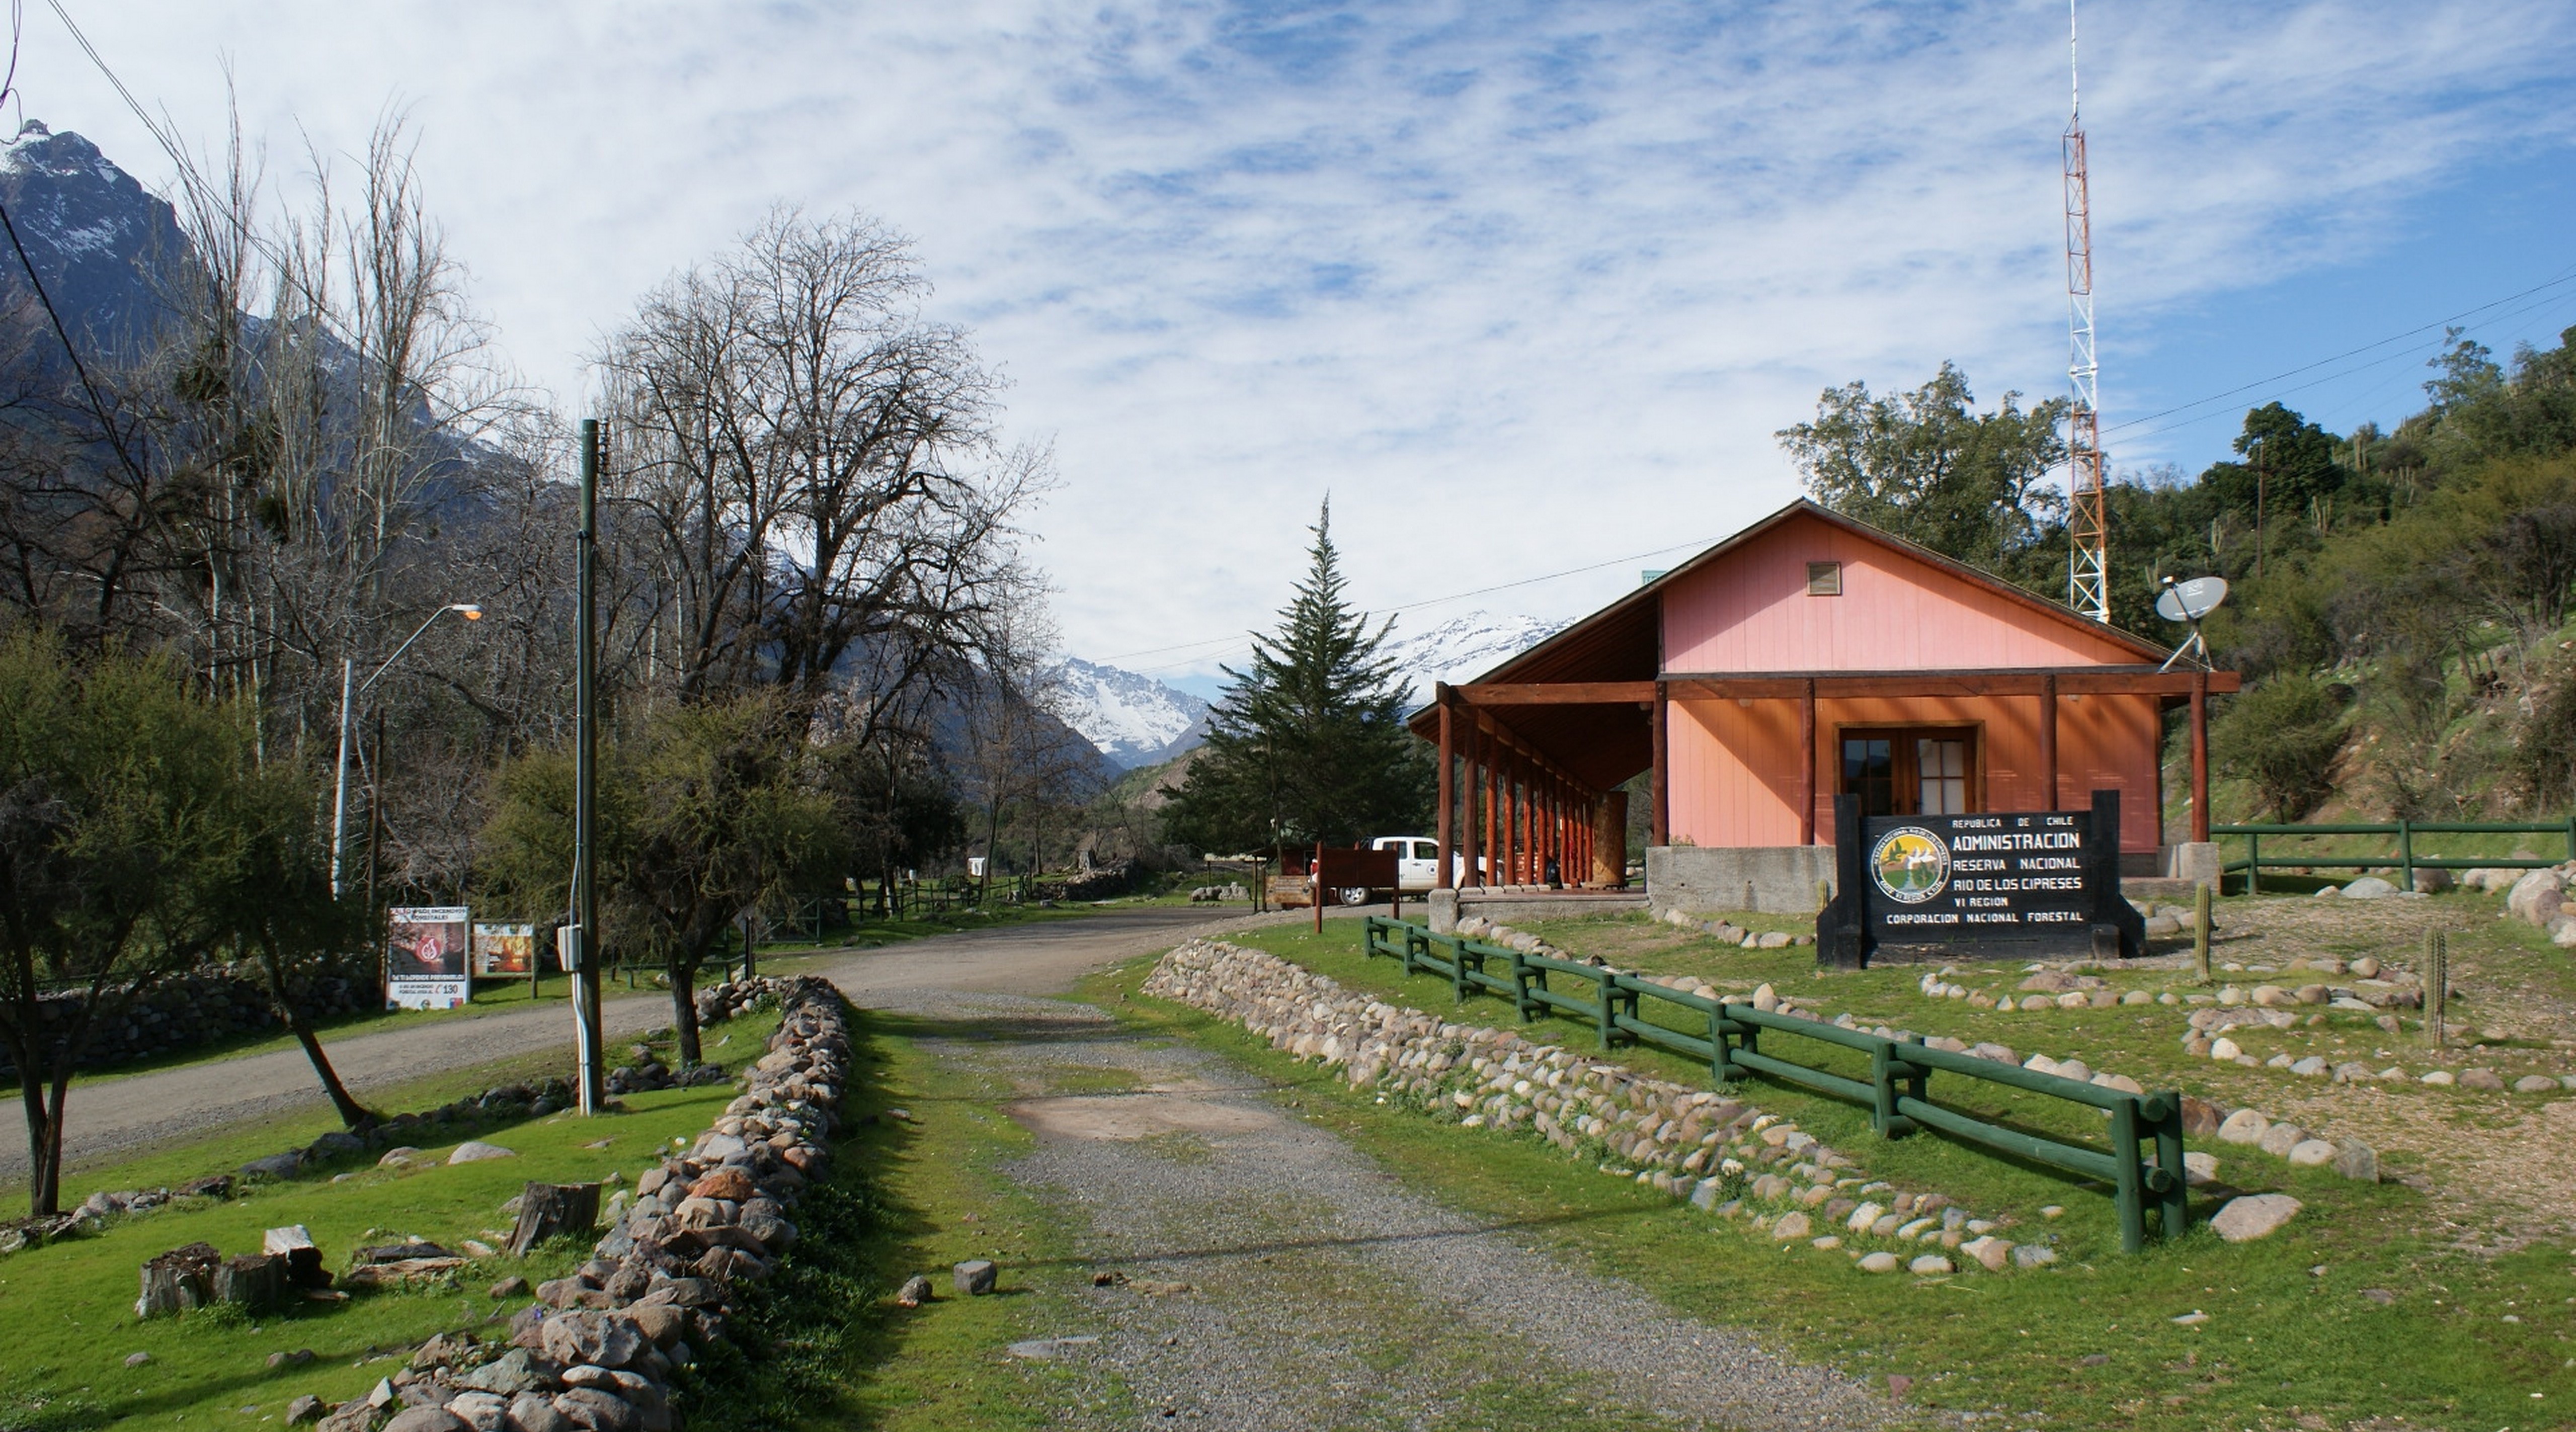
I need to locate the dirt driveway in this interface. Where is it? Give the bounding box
[887,982,1883,1429]
[4,906,1237,1186]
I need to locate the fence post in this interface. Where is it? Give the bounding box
[1869,1041,1921,1138]
[1452,940,1472,1005]
[2193,881,2212,984]
[1593,969,1618,1051]
[1707,1003,1728,1085]
[2244,831,2259,896]
[1511,952,1541,1023]
[2149,1090,2189,1241]
[2427,930,2448,1047]
[2398,819,2413,891]
[1868,1042,1898,1138]
[2111,1097,2147,1254]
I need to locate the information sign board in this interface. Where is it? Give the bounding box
[471,922,537,978]
[1816,790,2142,967]
[387,906,471,1009]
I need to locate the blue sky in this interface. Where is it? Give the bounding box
[18,1,2576,694]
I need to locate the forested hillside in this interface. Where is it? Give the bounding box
[1781,328,2576,823]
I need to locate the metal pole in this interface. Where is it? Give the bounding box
[329,656,355,898]
[573,419,606,1115]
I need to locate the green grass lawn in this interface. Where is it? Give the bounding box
[1106,916,2576,1431]
[0,1005,784,1432]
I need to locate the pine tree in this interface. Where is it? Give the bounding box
[1161,500,1433,853]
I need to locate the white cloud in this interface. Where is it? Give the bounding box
[18,1,2576,676]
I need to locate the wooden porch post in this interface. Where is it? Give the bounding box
[2039,673,2060,810]
[2190,670,2211,844]
[1650,680,1670,846]
[1435,689,1455,889]
[1575,788,1589,887]
[1479,722,1497,887]
[1512,758,1527,884]
[1549,778,1564,885]
[1799,678,1817,845]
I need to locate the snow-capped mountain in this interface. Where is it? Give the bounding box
[1381,611,1566,708]
[0,120,193,363]
[1050,658,1211,770]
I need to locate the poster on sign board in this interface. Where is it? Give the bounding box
[471,922,536,978]
[387,906,471,1008]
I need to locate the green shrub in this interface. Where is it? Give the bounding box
[2215,672,2350,819]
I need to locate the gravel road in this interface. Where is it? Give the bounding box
[894,982,1888,1430]
[5,906,1229,1186]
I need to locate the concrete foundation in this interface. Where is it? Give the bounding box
[1455,890,1646,925]
[1425,887,1460,934]
[2170,841,2222,887]
[1646,845,1836,915]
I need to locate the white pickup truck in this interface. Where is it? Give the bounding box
[1327,836,1462,905]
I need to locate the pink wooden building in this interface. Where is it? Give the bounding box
[1408,501,2239,910]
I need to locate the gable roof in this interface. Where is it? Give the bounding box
[1490,498,2168,686]
[1406,498,2174,759]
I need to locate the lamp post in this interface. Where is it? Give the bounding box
[330,603,484,899]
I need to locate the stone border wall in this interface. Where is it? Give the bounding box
[0,968,369,1078]
[1141,938,2091,1276]
[308,974,851,1432]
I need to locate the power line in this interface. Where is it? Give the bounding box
[2101,261,2576,439]
[0,5,149,488]
[2114,279,2576,447]
[1091,528,1728,667]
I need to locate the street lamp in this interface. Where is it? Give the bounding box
[330,603,485,899]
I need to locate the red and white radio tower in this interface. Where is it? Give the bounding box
[2063,0,2110,624]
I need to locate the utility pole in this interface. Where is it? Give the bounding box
[572,419,606,1114]
[2252,437,2267,580]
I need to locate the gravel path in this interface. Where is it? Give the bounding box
[5,907,1230,1185]
[887,983,1888,1431]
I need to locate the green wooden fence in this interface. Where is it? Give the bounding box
[1362,916,2190,1250]
[2210,819,2575,895]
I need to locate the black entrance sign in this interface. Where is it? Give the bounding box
[1816,789,2142,967]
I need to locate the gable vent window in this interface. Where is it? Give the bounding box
[1806,561,1843,596]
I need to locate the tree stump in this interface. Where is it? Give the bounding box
[507,1182,601,1257]
[135,1242,223,1318]
[264,1225,332,1288]
[213,1253,284,1309]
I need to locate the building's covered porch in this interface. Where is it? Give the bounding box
[1421,668,2234,889]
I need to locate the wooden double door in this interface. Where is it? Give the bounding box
[1839,726,1977,818]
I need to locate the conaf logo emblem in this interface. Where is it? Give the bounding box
[1870,827,1951,904]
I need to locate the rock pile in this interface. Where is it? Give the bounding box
[298,974,851,1432]
[690,979,778,1027]
[1646,909,1812,949]
[0,966,369,1078]
[2495,864,2576,947]
[1143,939,2074,1274]
[228,1081,581,1185]
[603,1054,728,1097]
[1188,883,1252,904]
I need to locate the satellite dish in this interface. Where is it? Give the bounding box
[2154,575,2228,623]
[2155,575,2227,671]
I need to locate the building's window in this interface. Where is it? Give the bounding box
[1840,727,1978,816]
[1917,737,1969,814]
[1807,561,1842,596]
[1842,736,1894,815]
